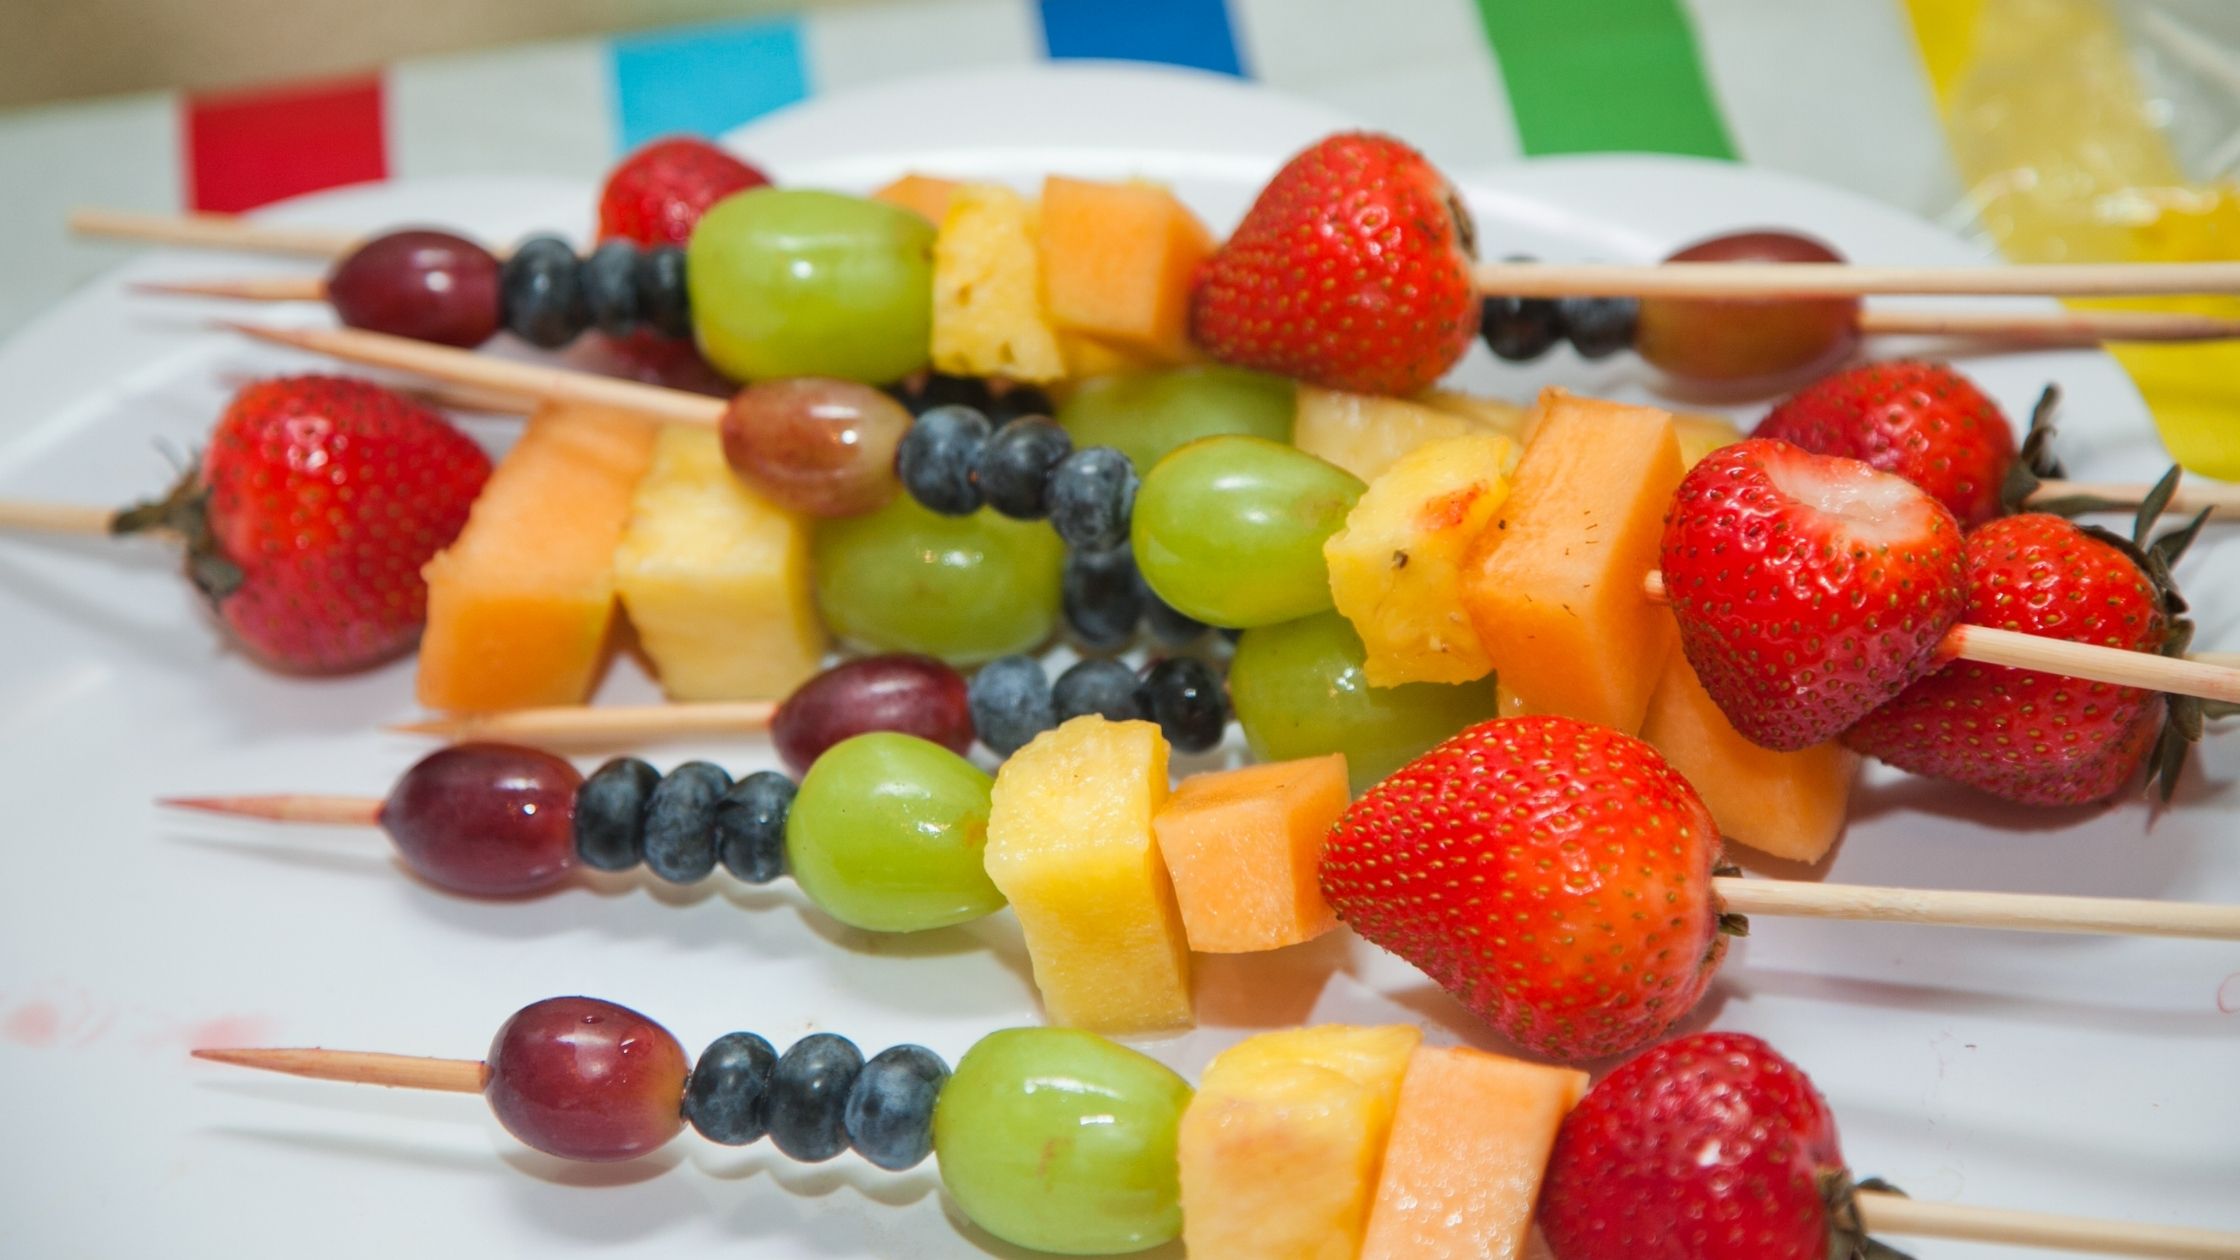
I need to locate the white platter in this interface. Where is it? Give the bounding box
[0,63,2232,1258]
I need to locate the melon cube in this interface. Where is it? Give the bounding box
[612,426,825,701]
[1039,175,1213,365]
[417,405,659,711]
[931,184,1067,384]
[1295,385,1524,483]
[1152,754,1348,953]
[1642,646,1860,863]
[1359,1046,1589,1260]
[1326,433,1517,686]
[870,173,961,225]
[984,715,1191,1032]
[1179,1024,1422,1260]
[1461,390,1683,733]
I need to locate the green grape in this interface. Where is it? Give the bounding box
[934,1028,1191,1255]
[1057,365,1294,472]
[814,495,1064,665]
[785,733,1002,933]
[1132,436,1362,629]
[687,189,933,383]
[1230,610,1501,794]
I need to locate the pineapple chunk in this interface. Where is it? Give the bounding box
[612,427,825,701]
[1674,411,1746,467]
[984,716,1191,1033]
[1179,1025,1422,1260]
[1295,386,1524,482]
[1326,434,1516,686]
[931,184,1066,384]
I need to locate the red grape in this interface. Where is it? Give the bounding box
[326,230,502,348]
[1635,230,1859,389]
[485,996,688,1162]
[771,654,973,776]
[379,744,581,896]
[720,378,913,518]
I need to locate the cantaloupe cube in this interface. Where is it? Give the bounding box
[418,405,659,711]
[612,426,825,701]
[1295,386,1524,483]
[984,715,1191,1032]
[1642,646,1860,863]
[1326,434,1517,686]
[1359,1046,1589,1260]
[1179,1024,1422,1260]
[1039,175,1213,365]
[870,173,961,225]
[931,184,1067,384]
[1461,390,1683,733]
[1152,754,1347,953]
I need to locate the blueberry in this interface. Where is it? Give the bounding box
[1048,447,1137,552]
[986,384,1055,425]
[844,1044,949,1171]
[1556,295,1639,360]
[1053,658,1145,723]
[967,655,1055,757]
[1138,657,1227,753]
[1063,548,1144,651]
[1479,293,1561,362]
[573,756,658,872]
[715,770,794,885]
[583,239,643,338]
[979,416,1073,520]
[642,761,731,884]
[638,246,692,340]
[500,235,590,348]
[684,1031,778,1145]
[766,1033,864,1163]
[898,405,992,515]
[1141,582,1211,648]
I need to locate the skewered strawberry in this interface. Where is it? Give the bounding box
[1755,360,2018,528]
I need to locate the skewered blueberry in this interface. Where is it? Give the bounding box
[1048,446,1137,552]
[1063,548,1145,651]
[968,655,1056,756]
[714,771,793,885]
[1479,292,1563,361]
[684,1031,779,1146]
[1138,657,1227,753]
[573,756,659,872]
[582,239,643,338]
[638,246,692,340]
[978,416,1073,520]
[1141,584,1211,648]
[1053,658,1145,723]
[641,761,731,884]
[500,235,591,348]
[844,1044,949,1171]
[1556,295,1639,360]
[766,1033,864,1163]
[898,405,992,515]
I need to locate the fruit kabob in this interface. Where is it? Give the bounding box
[81,134,2240,404]
[189,995,2240,1258]
[170,712,2240,1068]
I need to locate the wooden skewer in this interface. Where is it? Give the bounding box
[72,207,2240,299]
[141,271,2240,344]
[184,1041,2240,1258]
[1853,1190,2240,1260]
[0,500,115,536]
[225,323,726,427]
[388,700,779,745]
[1474,259,2240,299]
[156,792,2240,940]
[1855,306,2240,344]
[218,322,2231,521]
[1640,572,2240,705]
[70,208,365,259]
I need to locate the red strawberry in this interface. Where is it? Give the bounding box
[1189,131,1478,396]
[1319,715,1729,1063]
[1539,1032,1885,1260]
[596,136,770,247]
[116,376,490,673]
[1755,360,2016,528]
[1661,437,1970,751]
[1846,507,2200,805]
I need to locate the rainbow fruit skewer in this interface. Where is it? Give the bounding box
[189,995,2240,1259]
